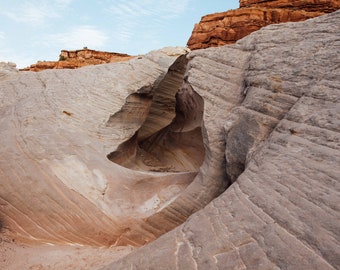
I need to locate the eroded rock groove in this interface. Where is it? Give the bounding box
[102,11,340,270]
[107,55,205,173]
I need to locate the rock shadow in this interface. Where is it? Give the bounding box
[107,56,205,173]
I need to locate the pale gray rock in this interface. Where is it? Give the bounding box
[102,11,340,270]
[1,47,206,246]
[0,62,18,79]
[1,10,339,270]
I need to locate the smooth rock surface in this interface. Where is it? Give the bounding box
[0,62,18,78]
[1,46,213,247]
[102,11,340,270]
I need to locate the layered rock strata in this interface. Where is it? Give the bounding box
[103,11,340,269]
[187,0,340,50]
[20,48,133,72]
[1,39,237,250]
[240,0,340,11]
[1,10,339,270]
[1,47,206,247]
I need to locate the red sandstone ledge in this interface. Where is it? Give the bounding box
[187,0,340,50]
[20,48,134,72]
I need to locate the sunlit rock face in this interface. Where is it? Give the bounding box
[103,11,340,269]
[1,10,339,270]
[239,0,340,11]
[187,0,339,50]
[20,48,134,72]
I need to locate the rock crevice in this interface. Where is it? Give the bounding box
[107,55,205,173]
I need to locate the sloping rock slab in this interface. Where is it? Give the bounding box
[102,11,340,270]
[0,47,204,246]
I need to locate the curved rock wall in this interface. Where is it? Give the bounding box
[107,55,205,173]
[1,47,209,246]
[0,44,238,249]
[103,11,340,269]
[1,9,339,270]
[187,0,339,50]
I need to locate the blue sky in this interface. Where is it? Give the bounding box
[0,0,239,68]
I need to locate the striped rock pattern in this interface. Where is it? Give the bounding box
[1,47,209,247]
[102,11,340,270]
[187,0,339,50]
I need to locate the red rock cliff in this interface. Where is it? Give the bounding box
[21,48,134,72]
[187,0,340,50]
[240,0,340,12]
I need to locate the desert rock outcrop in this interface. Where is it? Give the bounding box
[239,0,340,11]
[0,10,339,270]
[1,46,212,248]
[103,11,340,270]
[187,0,340,50]
[20,48,133,72]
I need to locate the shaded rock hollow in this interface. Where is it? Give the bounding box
[0,9,339,270]
[103,10,340,270]
[107,55,205,173]
[0,46,225,250]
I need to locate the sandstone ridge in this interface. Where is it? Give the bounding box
[187,0,340,50]
[0,11,339,270]
[103,11,340,270]
[20,48,134,72]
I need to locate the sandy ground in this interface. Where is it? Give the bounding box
[0,234,134,270]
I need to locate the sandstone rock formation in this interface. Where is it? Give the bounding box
[20,48,133,71]
[103,11,340,270]
[187,0,340,50]
[0,62,18,78]
[1,10,339,270]
[239,0,340,11]
[1,46,214,248]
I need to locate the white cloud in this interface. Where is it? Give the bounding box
[0,48,36,68]
[55,0,74,7]
[108,0,190,42]
[46,26,109,49]
[109,0,189,19]
[1,0,74,25]
[0,32,33,68]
